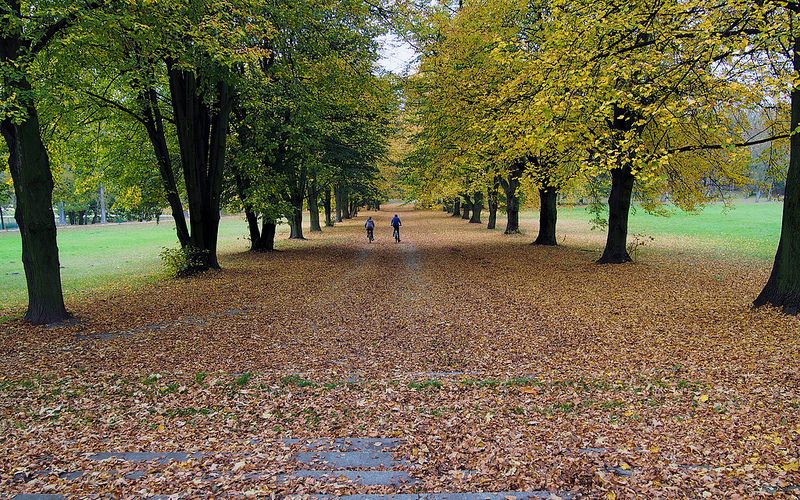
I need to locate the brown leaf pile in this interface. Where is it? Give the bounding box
[1,207,798,498]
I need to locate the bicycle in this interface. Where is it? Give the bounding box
[393,226,400,242]
[366,228,374,243]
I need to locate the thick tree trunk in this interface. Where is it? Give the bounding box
[289,204,304,239]
[469,192,483,223]
[256,219,277,251]
[244,209,262,250]
[452,198,461,217]
[487,181,499,229]
[324,187,333,227]
[598,166,635,263]
[308,180,322,232]
[755,41,800,314]
[168,63,234,270]
[461,195,471,219]
[1,100,69,324]
[334,185,343,222]
[250,218,276,252]
[533,187,558,245]
[500,175,521,234]
[349,198,358,218]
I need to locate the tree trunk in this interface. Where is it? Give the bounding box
[324,186,333,227]
[469,191,483,223]
[461,195,471,219]
[58,202,65,225]
[0,205,4,230]
[334,185,343,222]
[533,187,558,245]
[487,182,499,229]
[500,174,521,234]
[99,185,107,223]
[452,198,461,217]
[251,217,276,252]
[598,166,635,263]
[255,219,277,251]
[168,62,234,269]
[1,99,69,324]
[349,198,358,218]
[140,84,190,247]
[289,204,304,239]
[308,180,322,232]
[755,38,800,314]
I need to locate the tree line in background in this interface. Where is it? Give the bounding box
[393,0,800,314]
[1,0,396,324]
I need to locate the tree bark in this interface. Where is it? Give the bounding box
[334,185,343,222]
[0,205,4,230]
[597,165,635,263]
[486,184,500,229]
[500,174,521,234]
[469,191,483,223]
[1,96,69,324]
[168,62,234,269]
[755,37,800,314]
[288,203,304,239]
[99,185,106,223]
[533,187,558,245]
[461,195,471,219]
[324,186,333,227]
[308,179,322,232]
[452,198,461,217]
[255,219,277,251]
[139,84,190,247]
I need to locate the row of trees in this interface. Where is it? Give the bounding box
[395,0,800,314]
[1,0,396,324]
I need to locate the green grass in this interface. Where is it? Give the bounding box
[522,199,783,261]
[0,216,269,310]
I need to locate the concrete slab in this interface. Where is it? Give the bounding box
[295,451,405,469]
[282,470,417,486]
[90,451,201,463]
[286,438,402,452]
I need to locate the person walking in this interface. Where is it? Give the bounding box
[365,216,375,242]
[391,214,401,242]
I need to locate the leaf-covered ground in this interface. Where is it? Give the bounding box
[1,207,798,498]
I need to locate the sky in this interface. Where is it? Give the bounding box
[377,32,418,75]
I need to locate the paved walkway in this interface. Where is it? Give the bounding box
[12,438,573,499]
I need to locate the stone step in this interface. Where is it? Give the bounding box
[295,451,407,469]
[280,469,416,486]
[283,437,402,452]
[312,493,571,499]
[90,451,204,463]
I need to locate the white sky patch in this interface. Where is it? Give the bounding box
[377,32,417,75]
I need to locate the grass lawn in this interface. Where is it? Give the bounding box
[519,199,783,261]
[0,216,267,311]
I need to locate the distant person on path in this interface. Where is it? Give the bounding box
[391,214,401,242]
[365,216,375,242]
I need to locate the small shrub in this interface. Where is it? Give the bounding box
[159,246,208,278]
[627,233,654,262]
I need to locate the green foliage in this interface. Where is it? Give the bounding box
[159,246,209,278]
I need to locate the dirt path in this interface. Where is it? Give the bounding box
[1,206,799,497]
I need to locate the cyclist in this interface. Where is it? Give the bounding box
[365,216,375,242]
[390,214,401,242]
